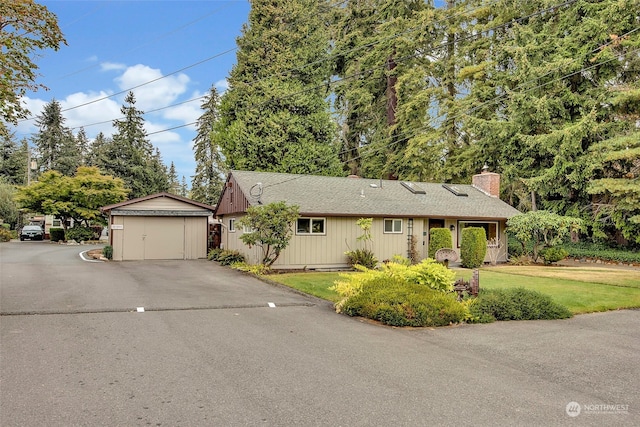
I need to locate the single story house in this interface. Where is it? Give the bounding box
[214,169,521,270]
[101,193,215,261]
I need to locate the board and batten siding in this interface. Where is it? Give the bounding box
[216,177,251,215]
[222,216,422,269]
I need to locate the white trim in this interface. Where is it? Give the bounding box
[383,218,403,234]
[296,217,326,235]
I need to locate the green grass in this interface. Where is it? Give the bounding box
[266,272,346,302]
[266,266,640,315]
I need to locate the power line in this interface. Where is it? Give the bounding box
[21,0,494,128]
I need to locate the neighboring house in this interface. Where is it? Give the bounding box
[101,193,215,261]
[214,169,521,270]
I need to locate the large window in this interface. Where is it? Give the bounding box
[384,218,403,234]
[297,218,325,235]
[457,221,498,246]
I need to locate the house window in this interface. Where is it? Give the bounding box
[52,219,61,227]
[297,218,325,235]
[384,218,402,234]
[457,221,499,246]
[229,218,236,232]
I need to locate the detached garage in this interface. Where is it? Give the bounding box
[101,193,215,261]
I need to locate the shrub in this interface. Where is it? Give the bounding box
[539,247,568,264]
[208,248,223,260]
[428,228,453,258]
[384,258,456,292]
[211,249,245,266]
[232,262,270,275]
[102,245,113,260]
[468,288,572,323]
[0,228,13,242]
[65,226,94,242]
[49,228,65,242]
[345,248,378,269]
[331,259,457,321]
[340,275,467,327]
[560,241,640,264]
[460,227,487,268]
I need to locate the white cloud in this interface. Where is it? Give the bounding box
[61,91,121,137]
[115,64,190,111]
[215,79,229,92]
[162,98,201,128]
[100,62,126,72]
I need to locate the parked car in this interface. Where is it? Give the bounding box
[20,225,44,241]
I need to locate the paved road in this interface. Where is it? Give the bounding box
[1,242,639,426]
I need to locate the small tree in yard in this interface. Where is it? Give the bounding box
[507,211,583,263]
[238,202,299,267]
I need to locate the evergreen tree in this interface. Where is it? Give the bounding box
[85,132,109,168]
[168,162,179,195]
[98,92,168,199]
[191,85,226,205]
[331,0,430,179]
[75,127,89,166]
[179,176,188,197]
[215,0,341,176]
[453,0,640,241]
[0,132,27,185]
[32,99,79,176]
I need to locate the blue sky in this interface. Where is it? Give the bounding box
[14,0,252,185]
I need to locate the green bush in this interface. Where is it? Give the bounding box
[460,227,487,268]
[102,245,113,260]
[210,249,246,266]
[560,241,640,264]
[0,228,13,242]
[345,248,378,269]
[340,275,467,327]
[468,288,572,323]
[65,226,94,242]
[540,247,568,264]
[208,248,223,260]
[428,228,453,258]
[49,228,65,242]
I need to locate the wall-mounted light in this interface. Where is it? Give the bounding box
[449,224,456,232]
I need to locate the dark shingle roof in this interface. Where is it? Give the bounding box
[230,170,520,220]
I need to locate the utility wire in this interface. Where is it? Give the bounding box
[22,0,496,127]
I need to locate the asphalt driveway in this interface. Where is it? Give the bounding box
[1,242,639,426]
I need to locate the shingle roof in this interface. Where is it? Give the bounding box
[229,170,520,220]
[101,192,215,213]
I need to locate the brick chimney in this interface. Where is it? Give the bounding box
[472,165,500,197]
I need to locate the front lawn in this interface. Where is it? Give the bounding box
[267,265,640,315]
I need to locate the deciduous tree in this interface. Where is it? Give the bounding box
[237,201,299,266]
[0,0,66,128]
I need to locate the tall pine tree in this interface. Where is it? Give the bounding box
[215,0,341,175]
[191,85,226,205]
[97,92,168,199]
[32,99,79,176]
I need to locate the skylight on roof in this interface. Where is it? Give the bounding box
[400,181,426,194]
[442,184,468,197]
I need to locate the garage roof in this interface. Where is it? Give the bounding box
[101,192,215,216]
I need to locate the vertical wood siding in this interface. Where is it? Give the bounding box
[216,175,251,215]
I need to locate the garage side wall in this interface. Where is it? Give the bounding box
[184,217,208,259]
